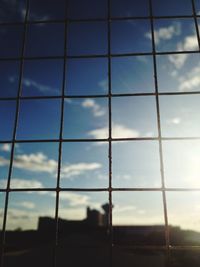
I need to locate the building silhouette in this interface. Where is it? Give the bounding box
[2,203,200,267]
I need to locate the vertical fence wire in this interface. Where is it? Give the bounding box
[107,0,113,266]
[53,1,69,266]
[0,1,30,266]
[191,0,200,50]
[149,0,170,264]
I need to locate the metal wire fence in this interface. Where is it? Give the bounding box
[0,0,200,266]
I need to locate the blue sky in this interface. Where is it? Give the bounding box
[0,0,200,238]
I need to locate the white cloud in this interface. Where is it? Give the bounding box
[87,126,108,139]
[9,76,59,94]
[0,144,11,152]
[112,124,140,138]
[13,152,58,173]
[98,79,108,91]
[168,53,188,69]
[6,209,37,230]
[177,35,198,51]
[0,178,44,189]
[64,98,72,104]
[16,201,36,209]
[61,162,102,179]
[81,99,106,117]
[0,152,57,173]
[58,207,85,220]
[178,64,200,91]
[23,78,59,94]
[136,55,149,64]
[0,156,10,166]
[30,15,50,21]
[168,34,198,69]
[59,192,90,207]
[31,190,92,208]
[145,23,181,45]
[88,124,139,139]
[59,193,103,220]
[64,98,106,118]
[167,117,181,125]
[0,151,102,179]
[6,207,53,230]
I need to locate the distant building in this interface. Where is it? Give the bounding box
[86,206,104,226]
[38,203,110,231]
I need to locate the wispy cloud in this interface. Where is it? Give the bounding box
[88,124,139,139]
[136,55,149,64]
[166,117,181,125]
[13,152,58,173]
[9,76,59,94]
[0,144,11,152]
[98,79,108,92]
[177,34,198,51]
[64,98,72,104]
[0,144,20,153]
[81,99,106,117]
[29,15,50,22]
[61,162,102,179]
[0,156,10,166]
[146,23,198,69]
[35,190,92,208]
[168,34,198,69]
[0,178,44,188]
[6,208,36,223]
[168,54,188,69]
[145,23,181,45]
[6,207,52,230]
[21,7,50,23]
[59,192,90,207]
[87,126,108,139]
[112,124,140,138]
[4,191,94,230]
[178,64,200,91]
[15,201,36,209]
[0,151,102,179]
[23,78,59,94]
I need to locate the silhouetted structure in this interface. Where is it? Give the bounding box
[2,204,200,267]
[86,206,104,226]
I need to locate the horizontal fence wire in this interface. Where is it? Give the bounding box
[0,14,200,26]
[1,188,200,192]
[0,49,200,61]
[2,90,200,101]
[2,136,200,144]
